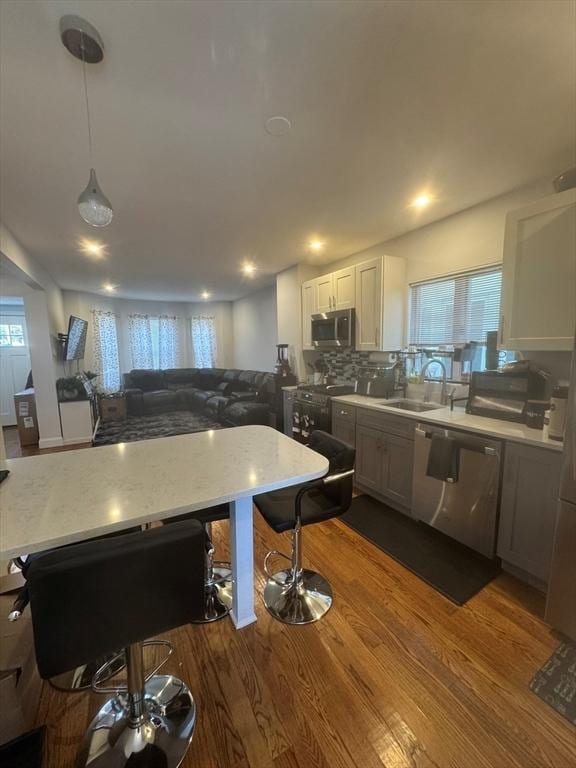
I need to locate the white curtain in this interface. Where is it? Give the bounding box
[158,315,181,369]
[91,310,120,392]
[191,316,217,368]
[128,314,153,369]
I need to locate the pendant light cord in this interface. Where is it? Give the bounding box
[80,32,94,167]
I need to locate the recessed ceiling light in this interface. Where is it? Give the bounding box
[411,193,434,209]
[80,238,105,258]
[264,116,292,136]
[102,283,116,293]
[308,239,325,253]
[242,262,256,276]
[201,291,211,300]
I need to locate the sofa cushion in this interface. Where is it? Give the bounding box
[224,401,270,426]
[142,390,179,413]
[188,389,218,411]
[163,368,200,387]
[129,370,166,392]
[205,395,231,416]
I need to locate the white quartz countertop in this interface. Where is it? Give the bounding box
[0,425,329,560]
[331,394,564,452]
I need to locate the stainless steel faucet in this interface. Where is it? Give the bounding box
[419,358,448,404]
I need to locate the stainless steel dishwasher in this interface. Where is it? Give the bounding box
[412,424,502,558]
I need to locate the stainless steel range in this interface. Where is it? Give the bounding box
[292,384,354,444]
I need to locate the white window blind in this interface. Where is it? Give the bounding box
[409,267,502,345]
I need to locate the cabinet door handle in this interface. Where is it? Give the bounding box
[375,327,379,347]
[333,295,336,308]
[329,296,332,309]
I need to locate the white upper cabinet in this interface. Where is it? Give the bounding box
[332,266,356,309]
[501,188,576,351]
[355,256,405,351]
[315,274,334,312]
[301,279,316,350]
[301,255,405,351]
[355,258,383,350]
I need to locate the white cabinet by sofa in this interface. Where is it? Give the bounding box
[59,400,95,445]
[501,188,576,352]
[355,256,405,351]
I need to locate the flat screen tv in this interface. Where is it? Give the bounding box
[64,315,88,361]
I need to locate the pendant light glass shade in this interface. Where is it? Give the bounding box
[78,168,113,227]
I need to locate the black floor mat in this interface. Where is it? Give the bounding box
[0,727,44,768]
[341,494,501,605]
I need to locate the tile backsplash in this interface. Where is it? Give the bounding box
[317,349,371,383]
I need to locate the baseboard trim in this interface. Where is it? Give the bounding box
[38,436,64,449]
[502,561,547,593]
[61,436,92,446]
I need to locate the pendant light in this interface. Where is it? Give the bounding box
[60,15,114,227]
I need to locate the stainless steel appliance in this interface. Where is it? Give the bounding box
[354,364,398,398]
[466,367,549,422]
[291,384,354,444]
[545,336,576,640]
[311,309,354,349]
[412,424,502,557]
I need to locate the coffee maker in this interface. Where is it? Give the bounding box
[275,344,292,378]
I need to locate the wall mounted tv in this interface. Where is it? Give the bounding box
[64,316,88,361]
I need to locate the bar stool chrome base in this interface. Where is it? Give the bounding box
[77,674,195,768]
[192,564,233,624]
[263,568,333,624]
[49,652,126,693]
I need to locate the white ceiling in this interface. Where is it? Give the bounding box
[0,0,574,301]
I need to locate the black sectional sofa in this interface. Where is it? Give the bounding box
[122,367,295,429]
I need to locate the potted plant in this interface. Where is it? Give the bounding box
[56,376,85,402]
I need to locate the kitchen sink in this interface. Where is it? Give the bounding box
[381,399,444,412]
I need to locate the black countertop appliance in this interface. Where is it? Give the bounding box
[466,366,550,422]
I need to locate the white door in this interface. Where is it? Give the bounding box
[301,280,317,350]
[0,314,31,426]
[333,266,356,309]
[315,274,334,313]
[355,257,383,350]
[501,188,576,351]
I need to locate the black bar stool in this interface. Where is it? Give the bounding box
[8,527,140,692]
[254,430,355,624]
[167,504,233,623]
[26,519,206,768]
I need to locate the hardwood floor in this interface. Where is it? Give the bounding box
[2,426,90,458]
[34,513,575,768]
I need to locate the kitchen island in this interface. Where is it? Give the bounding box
[0,425,329,628]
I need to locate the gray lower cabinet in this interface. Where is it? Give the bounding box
[356,424,383,491]
[381,433,413,509]
[355,417,414,511]
[331,403,356,447]
[498,443,562,582]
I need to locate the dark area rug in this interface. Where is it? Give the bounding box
[93,410,224,446]
[0,727,44,768]
[530,642,576,725]
[341,494,501,605]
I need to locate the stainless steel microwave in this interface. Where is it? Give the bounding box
[311,309,355,348]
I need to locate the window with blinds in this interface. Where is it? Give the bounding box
[409,267,502,345]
